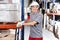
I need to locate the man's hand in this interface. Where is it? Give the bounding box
[16,21,24,27]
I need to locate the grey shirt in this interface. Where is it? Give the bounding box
[30,12,43,38]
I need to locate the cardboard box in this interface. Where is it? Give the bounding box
[0,11,19,22]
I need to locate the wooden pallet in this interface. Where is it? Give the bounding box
[0,22,17,29]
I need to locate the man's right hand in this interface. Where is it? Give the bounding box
[16,21,24,27]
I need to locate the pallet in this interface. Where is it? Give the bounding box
[0,22,17,29]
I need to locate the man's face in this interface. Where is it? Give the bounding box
[31,5,39,13]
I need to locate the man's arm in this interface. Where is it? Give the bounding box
[23,21,37,26]
[16,20,37,27]
[17,14,43,27]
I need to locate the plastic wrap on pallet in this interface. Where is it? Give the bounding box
[0,0,12,3]
[12,0,20,3]
[0,11,20,22]
[0,4,19,10]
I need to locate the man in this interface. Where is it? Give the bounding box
[17,1,43,40]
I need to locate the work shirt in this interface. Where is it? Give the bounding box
[29,12,43,38]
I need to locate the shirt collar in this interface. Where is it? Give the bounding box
[31,11,40,15]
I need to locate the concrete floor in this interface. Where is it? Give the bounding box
[0,28,58,40]
[0,34,15,40]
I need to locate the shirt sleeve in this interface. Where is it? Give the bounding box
[34,14,43,24]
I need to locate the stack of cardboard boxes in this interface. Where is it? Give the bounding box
[0,0,19,22]
[0,0,20,40]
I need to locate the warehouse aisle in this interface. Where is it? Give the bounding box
[43,29,58,40]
